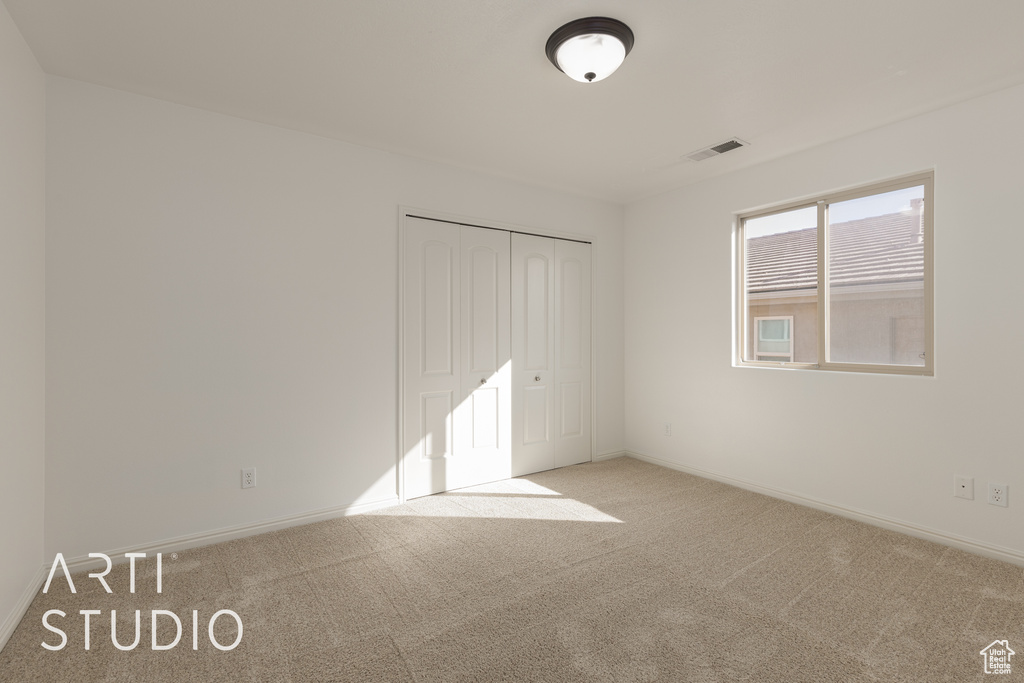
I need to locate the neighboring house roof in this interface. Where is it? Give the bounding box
[746,207,924,294]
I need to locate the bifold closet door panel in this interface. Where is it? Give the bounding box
[457,226,512,489]
[511,233,556,477]
[403,218,511,498]
[403,218,461,498]
[554,239,592,468]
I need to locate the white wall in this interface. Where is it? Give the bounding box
[45,77,625,560]
[0,1,46,648]
[625,83,1024,559]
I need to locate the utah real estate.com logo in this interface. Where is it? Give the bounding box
[980,640,1014,675]
[40,552,243,652]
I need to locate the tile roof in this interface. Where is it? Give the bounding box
[745,208,924,294]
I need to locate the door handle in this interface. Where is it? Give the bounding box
[480,378,487,385]
[535,376,541,382]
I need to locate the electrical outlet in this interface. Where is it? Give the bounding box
[987,483,1008,507]
[953,475,974,500]
[241,467,256,489]
[664,422,672,436]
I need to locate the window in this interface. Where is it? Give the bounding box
[754,316,793,362]
[737,172,933,375]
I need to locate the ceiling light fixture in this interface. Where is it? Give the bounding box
[545,17,634,83]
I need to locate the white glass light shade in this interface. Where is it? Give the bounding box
[545,17,634,84]
[555,33,627,83]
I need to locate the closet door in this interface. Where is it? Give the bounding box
[554,239,592,467]
[512,234,592,475]
[403,218,460,498]
[403,218,511,498]
[511,234,555,476]
[457,227,512,488]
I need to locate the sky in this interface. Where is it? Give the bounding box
[743,185,924,239]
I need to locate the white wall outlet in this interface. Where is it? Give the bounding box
[664,422,672,436]
[987,483,1008,507]
[953,475,974,500]
[241,467,256,489]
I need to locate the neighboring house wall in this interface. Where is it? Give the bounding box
[829,289,925,365]
[0,2,46,651]
[747,288,925,365]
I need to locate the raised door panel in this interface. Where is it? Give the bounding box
[467,245,499,374]
[524,254,551,371]
[559,258,583,372]
[559,383,582,438]
[471,387,499,449]
[522,386,549,445]
[421,242,455,376]
[421,392,453,459]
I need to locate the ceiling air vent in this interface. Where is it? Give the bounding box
[685,138,748,162]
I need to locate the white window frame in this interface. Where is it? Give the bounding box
[753,316,794,362]
[736,171,934,376]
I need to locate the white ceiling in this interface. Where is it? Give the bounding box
[6,0,1024,203]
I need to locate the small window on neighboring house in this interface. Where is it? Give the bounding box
[754,316,793,362]
[737,172,933,376]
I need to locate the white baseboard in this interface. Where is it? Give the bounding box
[594,450,626,462]
[60,495,401,575]
[0,564,47,654]
[626,451,1024,568]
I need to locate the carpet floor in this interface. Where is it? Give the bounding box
[1,456,1021,681]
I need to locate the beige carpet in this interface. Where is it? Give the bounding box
[1,457,1022,682]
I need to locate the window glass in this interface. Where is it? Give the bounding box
[826,185,926,366]
[738,172,932,375]
[743,207,817,363]
[754,317,794,361]
[758,318,790,351]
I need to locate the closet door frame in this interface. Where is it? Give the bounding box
[397,206,597,503]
